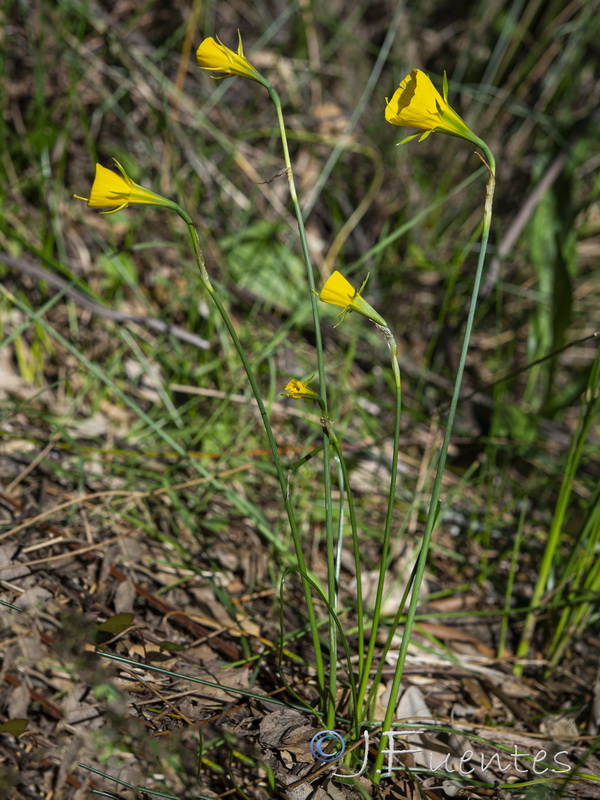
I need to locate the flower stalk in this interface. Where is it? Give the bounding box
[281,378,365,736]
[354,325,402,723]
[76,161,327,709]
[194,41,335,709]
[178,208,327,703]
[266,84,338,726]
[316,275,398,726]
[371,143,495,781]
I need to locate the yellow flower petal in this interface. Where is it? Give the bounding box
[385,69,480,145]
[74,161,178,214]
[318,271,387,327]
[280,378,320,400]
[84,163,131,209]
[196,34,268,87]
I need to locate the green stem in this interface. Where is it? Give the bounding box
[547,480,600,669]
[269,86,336,725]
[322,413,364,738]
[178,208,326,704]
[355,326,402,723]
[517,340,600,675]
[371,146,495,782]
[268,88,327,395]
[363,558,418,717]
[499,501,527,659]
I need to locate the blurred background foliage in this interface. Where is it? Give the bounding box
[1,0,599,659]
[2,1,600,796]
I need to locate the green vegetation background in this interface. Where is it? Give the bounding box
[1,0,599,796]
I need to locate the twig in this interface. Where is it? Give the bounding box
[1,252,210,350]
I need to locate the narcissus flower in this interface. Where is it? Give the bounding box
[318,271,387,328]
[385,69,482,147]
[74,161,179,214]
[280,377,320,400]
[196,32,269,88]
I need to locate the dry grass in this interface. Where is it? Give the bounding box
[1,1,599,797]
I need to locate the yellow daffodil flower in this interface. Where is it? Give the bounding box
[280,377,320,400]
[318,271,387,327]
[196,32,269,88]
[385,69,482,147]
[74,161,179,214]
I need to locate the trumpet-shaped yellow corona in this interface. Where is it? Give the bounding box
[318,271,387,327]
[280,378,320,400]
[196,32,269,88]
[385,69,481,146]
[74,161,178,214]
